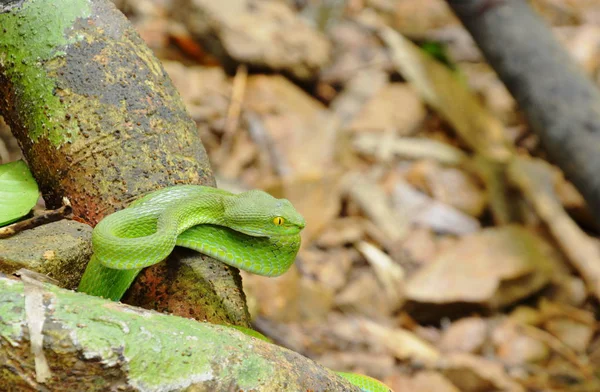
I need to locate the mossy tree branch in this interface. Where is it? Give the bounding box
[0,0,248,323]
[0,276,359,391]
[0,0,358,390]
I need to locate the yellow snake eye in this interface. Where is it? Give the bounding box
[273,217,284,226]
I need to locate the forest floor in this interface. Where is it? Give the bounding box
[2,0,600,390]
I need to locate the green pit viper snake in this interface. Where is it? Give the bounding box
[78,185,392,392]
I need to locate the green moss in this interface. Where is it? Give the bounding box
[0,277,275,390]
[0,279,25,343]
[0,0,91,146]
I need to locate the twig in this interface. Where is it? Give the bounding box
[245,110,292,177]
[446,0,600,225]
[0,197,72,239]
[353,134,469,165]
[217,64,248,165]
[507,157,600,302]
[516,322,592,378]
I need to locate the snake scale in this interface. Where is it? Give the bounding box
[77,185,392,392]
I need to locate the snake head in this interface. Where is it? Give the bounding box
[223,190,305,237]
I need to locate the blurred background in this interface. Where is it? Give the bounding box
[2,0,600,390]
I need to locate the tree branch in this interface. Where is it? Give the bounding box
[0,0,246,331]
[446,0,600,225]
[0,276,359,391]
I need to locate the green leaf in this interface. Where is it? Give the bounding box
[0,160,39,227]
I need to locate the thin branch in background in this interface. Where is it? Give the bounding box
[0,197,72,239]
[445,0,600,225]
[217,64,248,166]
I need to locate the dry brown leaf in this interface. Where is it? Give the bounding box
[175,0,330,79]
[545,318,595,354]
[218,131,257,178]
[473,155,519,225]
[537,300,596,353]
[298,278,335,322]
[460,63,518,126]
[163,61,231,123]
[399,227,439,267]
[439,317,488,354]
[544,275,588,307]
[393,178,480,235]
[356,241,405,307]
[244,75,333,176]
[392,0,458,36]
[320,22,391,86]
[390,371,461,392]
[516,322,592,376]
[241,267,300,323]
[492,319,550,365]
[405,226,559,316]
[349,83,426,136]
[508,156,600,301]
[346,174,410,243]
[538,299,596,326]
[377,25,513,161]
[330,68,388,128]
[353,134,468,165]
[335,270,394,317]
[359,319,441,365]
[315,217,366,248]
[405,161,487,217]
[439,353,526,392]
[299,248,354,293]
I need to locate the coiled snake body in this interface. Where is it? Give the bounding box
[78,185,391,392]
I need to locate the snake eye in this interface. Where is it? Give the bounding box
[273,217,285,226]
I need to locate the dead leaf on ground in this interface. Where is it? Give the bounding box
[391,0,458,36]
[439,317,488,354]
[492,319,551,365]
[346,173,410,243]
[315,217,366,248]
[335,269,395,317]
[404,160,487,217]
[405,226,559,320]
[244,75,334,176]
[508,156,600,302]
[356,241,405,308]
[174,0,330,79]
[299,248,354,293]
[241,267,300,323]
[353,134,468,165]
[389,371,461,392]
[393,178,480,235]
[359,319,441,365]
[439,353,526,392]
[377,24,513,161]
[399,227,440,267]
[538,300,596,353]
[349,83,426,136]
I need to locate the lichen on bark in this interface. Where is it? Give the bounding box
[0,0,245,337]
[0,276,359,391]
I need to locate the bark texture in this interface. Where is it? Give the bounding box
[0,0,247,326]
[446,0,600,225]
[0,276,359,392]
